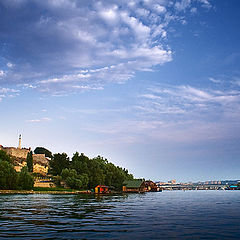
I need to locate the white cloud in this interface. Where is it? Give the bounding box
[0,87,20,102]
[153,4,166,14]
[175,0,191,11]
[7,62,14,68]
[0,0,213,93]
[0,87,19,93]
[127,82,240,143]
[209,77,221,84]
[26,117,51,123]
[190,7,197,14]
[26,119,42,123]
[139,83,240,120]
[197,0,212,9]
[0,70,6,77]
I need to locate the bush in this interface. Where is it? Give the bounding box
[0,150,12,163]
[18,166,34,190]
[0,160,18,189]
[61,168,89,190]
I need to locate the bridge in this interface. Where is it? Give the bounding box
[158,184,227,190]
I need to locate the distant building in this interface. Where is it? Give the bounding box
[123,179,147,193]
[155,182,166,186]
[145,180,158,192]
[168,180,176,184]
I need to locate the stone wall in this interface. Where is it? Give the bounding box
[33,154,48,166]
[34,180,56,188]
[1,147,30,159]
[1,145,49,176]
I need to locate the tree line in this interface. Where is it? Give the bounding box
[49,152,134,190]
[0,148,134,191]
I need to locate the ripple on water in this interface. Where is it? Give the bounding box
[0,191,240,239]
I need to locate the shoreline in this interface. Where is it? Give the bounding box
[0,190,90,195]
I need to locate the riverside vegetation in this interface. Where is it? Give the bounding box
[0,148,134,191]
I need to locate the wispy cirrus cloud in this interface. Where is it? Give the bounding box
[26,117,51,123]
[127,81,240,143]
[139,84,240,117]
[0,0,211,94]
[0,87,20,101]
[209,77,222,84]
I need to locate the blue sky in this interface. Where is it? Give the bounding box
[0,0,240,182]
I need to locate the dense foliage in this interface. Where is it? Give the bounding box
[34,147,52,158]
[49,152,133,190]
[18,166,34,190]
[0,148,134,191]
[0,160,18,189]
[0,150,12,163]
[0,150,34,190]
[49,153,70,176]
[26,151,33,172]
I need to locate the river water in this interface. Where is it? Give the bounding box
[0,191,240,239]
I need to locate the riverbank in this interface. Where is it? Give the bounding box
[0,190,91,194]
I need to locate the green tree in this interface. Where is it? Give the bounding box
[26,151,33,172]
[49,153,70,175]
[87,157,105,189]
[0,160,18,189]
[34,147,52,158]
[49,151,134,191]
[18,166,34,190]
[71,152,89,175]
[0,150,12,163]
[61,168,89,190]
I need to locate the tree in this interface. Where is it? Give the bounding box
[87,158,105,189]
[0,150,12,163]
[0,160,18,189]
[61,168,89,190]
[70,152,89,175]
[34,147,52,158]
[49,151,134,191]
[26,151,33,172]
[18,166,34,190]
[49,153,70,175]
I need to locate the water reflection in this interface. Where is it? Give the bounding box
[0,191,240,239]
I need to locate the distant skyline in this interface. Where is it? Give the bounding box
[0,0,240,182]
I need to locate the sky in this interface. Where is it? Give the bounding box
[0,0,240,182]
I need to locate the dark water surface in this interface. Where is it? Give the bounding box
[0,191,240,239]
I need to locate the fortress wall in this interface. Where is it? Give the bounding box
[1,145,49,175]
[3,147,29,159]
[34,180,56,188]
[33,154,48,165]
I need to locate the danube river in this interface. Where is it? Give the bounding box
[0,191,240,239]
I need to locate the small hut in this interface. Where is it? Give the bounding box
[95,185,109,194]
[122,179,146,193]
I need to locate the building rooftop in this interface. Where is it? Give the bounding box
[123,179,144,188]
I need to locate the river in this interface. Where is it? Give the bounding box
[0,191,240,239]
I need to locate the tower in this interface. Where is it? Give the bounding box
[18,134,22,149]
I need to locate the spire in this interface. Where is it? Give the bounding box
[18,134,22,149]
